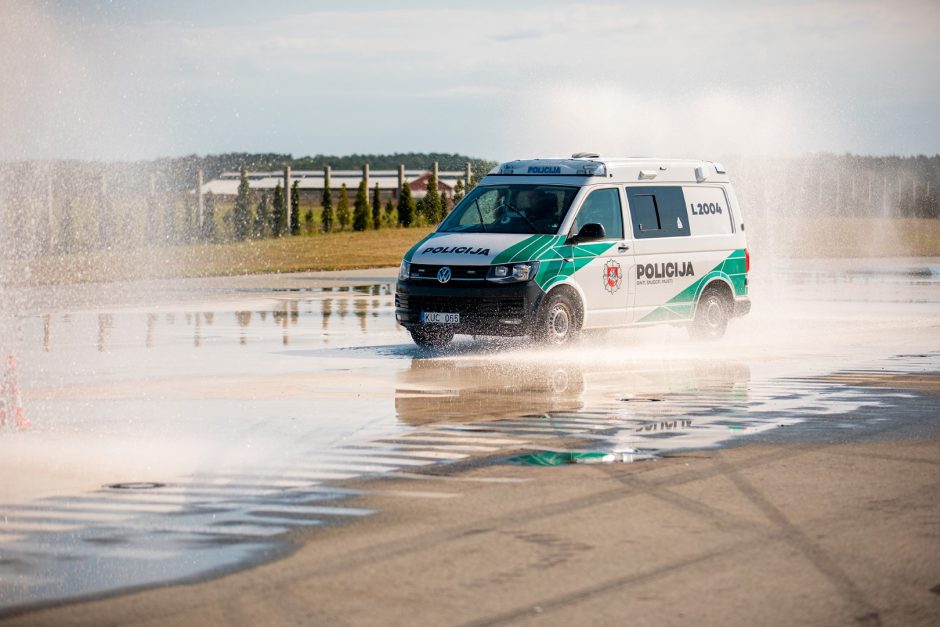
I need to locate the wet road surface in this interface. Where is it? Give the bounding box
[0,258,938,616]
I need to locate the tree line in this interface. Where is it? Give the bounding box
[727,153,940,219]
[1,152,938,260]
[225,165,474,241]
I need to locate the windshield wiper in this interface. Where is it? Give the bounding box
[474,201,488,232]
[501,203,539,233]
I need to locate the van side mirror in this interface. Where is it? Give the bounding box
[567,222,606,244]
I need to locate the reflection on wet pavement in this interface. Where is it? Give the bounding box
[395,353,938,463]
[32,291,388,353]
[0,263,939,614]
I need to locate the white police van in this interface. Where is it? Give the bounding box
[396,154,750,348]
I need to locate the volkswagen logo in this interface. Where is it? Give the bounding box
[437,266,452,284]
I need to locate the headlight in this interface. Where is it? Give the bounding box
[486,261,539,283]
[398,260,411,281]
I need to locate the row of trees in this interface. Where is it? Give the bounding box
[227,165,475,241]
[14,151,937,260]
[728,154,940,219]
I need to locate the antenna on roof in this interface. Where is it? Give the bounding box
[571,152,600,159]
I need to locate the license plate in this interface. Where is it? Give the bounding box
[421,312,460,324]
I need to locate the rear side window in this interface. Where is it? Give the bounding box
[573,188,623,239]
[682,186,734,235]
[626,187,690,239]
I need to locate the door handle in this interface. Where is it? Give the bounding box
[617,245,630,252]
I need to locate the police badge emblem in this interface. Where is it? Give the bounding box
[603,259,622,293]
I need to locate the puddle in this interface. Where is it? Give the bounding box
[847,266,940,281]
[181,283,394,295]
[511,450,637,465]
[1,262,939,614]
[497,367,939,467]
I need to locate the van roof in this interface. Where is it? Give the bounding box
[486,155,730,184]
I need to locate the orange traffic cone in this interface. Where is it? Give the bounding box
[13,408,29,430]
[0,356,9,428]
[4,355,29,431]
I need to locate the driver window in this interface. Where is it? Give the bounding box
[574,188,623,239]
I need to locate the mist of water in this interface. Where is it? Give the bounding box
[0,4,937,614]
[1,2,937,429]
[496,81,938,302]
[0,5,180,301]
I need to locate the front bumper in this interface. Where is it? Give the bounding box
[395,280,545,336]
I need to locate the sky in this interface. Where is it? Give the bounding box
[1,0,938,161]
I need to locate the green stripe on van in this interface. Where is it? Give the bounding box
[638,249,747,323]
[491,235,558,264]
[491,234,619,292]
[721,249,748,296]
[525,235,566,262]
[533,240,618,290]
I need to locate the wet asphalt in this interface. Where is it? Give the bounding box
[0,258,938,615]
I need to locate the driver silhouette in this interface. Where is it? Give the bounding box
[530,192,559,232]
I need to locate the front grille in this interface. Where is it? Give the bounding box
[409,264,487,282]
[398,293,525,318]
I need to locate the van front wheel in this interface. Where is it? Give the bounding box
[689,287,731,340]
[535,289,581,346]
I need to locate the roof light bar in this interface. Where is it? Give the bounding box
[490,159,607,176]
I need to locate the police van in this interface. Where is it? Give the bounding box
[395,154,750,348]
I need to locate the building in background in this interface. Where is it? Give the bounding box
[200,168,467,203]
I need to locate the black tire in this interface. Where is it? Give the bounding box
[409,326,455,350]
[689,286,731,340]
[535,289,581,346]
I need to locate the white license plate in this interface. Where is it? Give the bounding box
[421,312,460,324]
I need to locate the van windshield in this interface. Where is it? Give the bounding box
[438,184,579,234]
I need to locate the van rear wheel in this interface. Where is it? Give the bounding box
[410,326,454,350]
[535,289,581,346]
[689,287,731,340]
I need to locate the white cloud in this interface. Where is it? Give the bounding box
[2,0,937,160]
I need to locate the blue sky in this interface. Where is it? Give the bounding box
[1,0,938,161]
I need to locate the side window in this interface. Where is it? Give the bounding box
[573,188,623,239]
[682,186,734,235]
[626,187,690,239]
[630,194,660,232]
